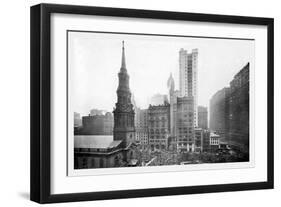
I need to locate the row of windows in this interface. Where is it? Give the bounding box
[150,140,167,143]
[177,143,193,147]
[178,138,193,142]
[150,136,166,139]
[150,129,168,133]
[178,127,193,131]
[210,138,219,145]
[178,131,193,134]
[181,119,195,125]
[149,123,168,127]
[149,116,167,120]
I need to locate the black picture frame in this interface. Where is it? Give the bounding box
[30,3,274,204]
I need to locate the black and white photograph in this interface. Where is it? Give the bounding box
[69,31,252,171]
[28,3,274,204]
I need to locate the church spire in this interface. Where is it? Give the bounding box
[121,41,126,70]
[114,40,135,147]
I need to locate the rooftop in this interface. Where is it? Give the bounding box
[74,135,122,149]
[210,132,220,138]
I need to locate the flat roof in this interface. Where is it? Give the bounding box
[210,132,220,138]
[74,135,122,149]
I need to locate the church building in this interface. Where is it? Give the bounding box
[74,41,138,169]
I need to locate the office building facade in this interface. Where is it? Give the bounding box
[179,48,198,127]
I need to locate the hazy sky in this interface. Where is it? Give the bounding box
[69,31,254,116]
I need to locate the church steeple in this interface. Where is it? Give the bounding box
[113,41,135,147]
[121,41,126,71]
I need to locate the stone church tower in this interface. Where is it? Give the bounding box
[113,41,135,147]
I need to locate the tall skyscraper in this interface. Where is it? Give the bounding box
[113,41,135,147]
[168,74,195,152]
[229,62,249,148]
[179,48,198,127]
[209,62,249,150]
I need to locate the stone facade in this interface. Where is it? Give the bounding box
[148,103,170,150]
[176,96,195,152]
[209,132,220,151]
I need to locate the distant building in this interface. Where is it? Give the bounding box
[209,62,249,150]
[229,63,249,148]
[209,87,230,140]
[202,130,211,152]
[135,108,149,147]
[74,112,83,135]
[82,112,113,135]
[90,109,104,116]
[194,128,203,152]
[150,93,168,106]
[210,132,220,151]
[74,112,82,127]
[148,103,170,150]
[198,106,208,129]
[179,48,198,127]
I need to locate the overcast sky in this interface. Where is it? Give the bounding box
[69,31,254,116]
